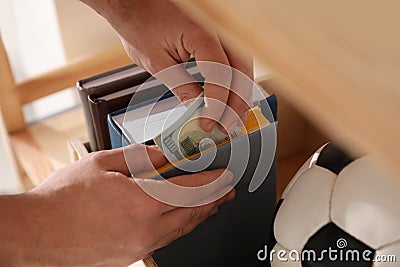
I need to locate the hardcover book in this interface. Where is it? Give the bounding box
[77,60,197,151]
[108,85,277,266]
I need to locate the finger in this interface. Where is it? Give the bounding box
[96,144,167,176]
[218,92,249,135]
[150,53,203,106]
[134,169,233,210]
[124,145,168,175]
[168,169,231,187]
[184,30,231,132]
[151,212,210,251]
[165,169,233,208]
[170,82,203,106]
[152,187,235,250]
[220,45,254,133]
[151,209,214,251]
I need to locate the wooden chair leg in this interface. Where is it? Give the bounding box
[1,35,53,185]
[0,34,26,133]
[10,130,54,185]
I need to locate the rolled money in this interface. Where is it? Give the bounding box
[154,93,246,162]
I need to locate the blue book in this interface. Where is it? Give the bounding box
[108,79,277,267]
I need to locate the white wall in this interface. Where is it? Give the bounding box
[54,0,121,61]
[0,0,66,80]
[0,0,82,123]
[0,0,122,124]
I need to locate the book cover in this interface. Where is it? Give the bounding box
[108,91,278,266]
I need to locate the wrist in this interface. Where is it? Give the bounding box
[0,193,34,266]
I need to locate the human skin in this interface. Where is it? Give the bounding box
[81,0,254,133]
[0,145,235,266]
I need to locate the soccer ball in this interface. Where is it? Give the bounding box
[270,143,400,266]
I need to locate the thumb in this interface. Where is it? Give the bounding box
[99,144,167,176]
[134,169,234,207]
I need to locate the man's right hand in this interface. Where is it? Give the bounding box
[0,145,235,266]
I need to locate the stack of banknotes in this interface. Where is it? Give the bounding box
[154,94,269,163]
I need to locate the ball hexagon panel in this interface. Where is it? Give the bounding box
[272,142,400,267]
[274,166,336,251]
[331,156,400,249]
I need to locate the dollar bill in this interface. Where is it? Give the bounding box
[154,93,246,162]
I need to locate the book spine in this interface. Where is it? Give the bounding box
[88,97,108,151]
[77,82,98,151]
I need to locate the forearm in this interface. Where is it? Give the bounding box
[0,193,67,266]
[0,194,31,266]
[0,192,90,266]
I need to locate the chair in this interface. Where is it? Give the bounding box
[0,34,131,186]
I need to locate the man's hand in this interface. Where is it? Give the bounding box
[81,0,254,133]
[0,145,235,266]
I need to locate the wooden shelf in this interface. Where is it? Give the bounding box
[175,0,400,177]
[11,107,87,186]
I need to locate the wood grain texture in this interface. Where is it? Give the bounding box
[175,0,400,176]
[0,35,26,133]
[68,137,90,162]
[28,107,87,170]
[1,36,130,186]
[10,130,54,185]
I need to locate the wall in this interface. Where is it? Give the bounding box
[54,0,121,61]
[0,0,66,80]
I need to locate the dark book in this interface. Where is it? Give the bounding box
[108,87,278,267]
[77,64,151,151]
[77,60,197,151]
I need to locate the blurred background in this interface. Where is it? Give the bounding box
[0,0,121,192]
[0,0,120,123]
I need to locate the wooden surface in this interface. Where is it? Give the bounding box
[9,130,54,186]
[175,0,400,177]
[28,107,87,171]
[16,44,131,105]
[1,33,130,185]
[1,33,130,133]
[0,35,26,133]
[4,107,87,186]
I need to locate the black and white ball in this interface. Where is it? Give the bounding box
[271,143,400,267]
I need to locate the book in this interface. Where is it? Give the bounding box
[108,88,278,266]
[102,64,204,150]
[77,64,151,151]
[78,60,199,151]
